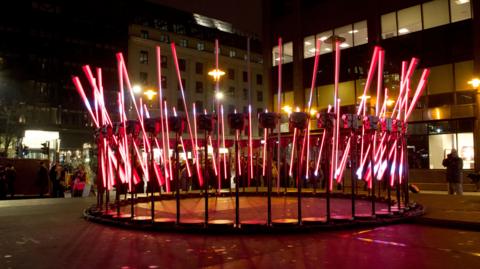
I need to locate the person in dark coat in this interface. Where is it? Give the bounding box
[442,149,463,195]
[6,164,16,198]
[36,162,49,197]
[0,165,6,199]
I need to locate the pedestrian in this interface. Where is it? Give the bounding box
[36,162,49,197]
[0,165,6,199]
[6,164,16,198]
[50,162,60,197]
[442,149,463,195]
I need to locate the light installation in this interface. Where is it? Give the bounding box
[74,38,428,230]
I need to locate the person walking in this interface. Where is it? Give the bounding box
[6,164,16,198]
[36,162,49,197]
[442,149,463,195]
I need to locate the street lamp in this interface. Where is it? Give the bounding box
[208,69,225,82]
[468,78,480,89]
[133,84,143,94]
[282,105,293,115]
[215,91,224,101]
[143,89,157,100]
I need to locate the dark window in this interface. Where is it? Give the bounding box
[257,91,263,102]
[140,30,149,39]
[228,86,235,97]
[139,72,148,84]
[256,74,263,85]
[177,98,184,111]
[228,105,235,114]
[243,88,248,100]
[161,55,167,68]
[159,34,169,43]
[161,76,167,89]
[428,93,453,108]
[179,39,188,48]
[140,50,148,64]
[243,71,248,82]
[228,68,235,80]
[407,135,429,169]
[196,100,204,112]
[456,91,475,105]
[173,24,186,34]
[243,106,248,113]
[179,59,186,72]
[195,81,203,93]
[195,62,203,75]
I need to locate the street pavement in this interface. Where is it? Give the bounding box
[0,196,479,269]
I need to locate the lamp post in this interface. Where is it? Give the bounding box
[209,68,225,193]
[469,78,480,171]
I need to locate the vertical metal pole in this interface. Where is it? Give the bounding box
[403,137,410,207]
[235,131,240,227]
[204,131,209,226]
[326,129,332,222]
[175,133,180,224]
[297,130,302,224]
[267,129,272,226]
[369,133,376,216]
[150,135,155,221]
[351,130,357,218]
[130,135,134,218]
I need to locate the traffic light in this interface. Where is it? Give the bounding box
[41,142,49,155]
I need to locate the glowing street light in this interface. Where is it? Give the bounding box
[282,105,292,115]
[309,108,318,116]
[143,89,157,100]
[208,68,225,81]
[133,84,142,94]
[215,91,224,100]
[468,78,480,89]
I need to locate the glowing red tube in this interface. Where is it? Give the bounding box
[336,138,351,182]
[236,129,242,176]
[170,43,202,186]
[399,144,404,184]
[314,131,326,176]
[289,128,297,177]
[405,69,430,120]
[390,145,398,186]
[333,41,340,113]
[179,137,192,177]
[192,103,204,184]
[376,50,385,116]
[208,135,218,176]
[334,99,341,179]
[163,101,172,192]
[357,46,381,116]
[72,77,99,127]
[220,105,227,181]
[156,47,170,182]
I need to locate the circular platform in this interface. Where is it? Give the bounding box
[84,192,424,233]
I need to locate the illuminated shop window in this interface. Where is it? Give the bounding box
[423,0,449,29]
[304,35,316,58]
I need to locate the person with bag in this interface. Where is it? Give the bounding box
[442,149,463,195]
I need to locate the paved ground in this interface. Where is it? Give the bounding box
[0,197,479,269]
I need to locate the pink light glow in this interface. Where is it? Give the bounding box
[289,128,297,177]
[220,105,227,182]
[262,128,268,176]
[248,105,253,184]
[357,46,381,116]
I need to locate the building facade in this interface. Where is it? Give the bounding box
[264,0,480,172]
[127,12,266,137]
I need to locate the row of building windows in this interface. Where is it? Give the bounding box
[138,29,249,60]
[272,0,472,66]
[381,0,471,39]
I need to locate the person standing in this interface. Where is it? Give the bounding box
[442,149,463,195]
[36,162,49,197]
[50,162,59,197]
[6,164,16,198]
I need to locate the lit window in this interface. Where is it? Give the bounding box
[334,24,353,49]
[353,20,368,46]
[272,42,293,66]
[423,0,449,29]
[304,35,316,58]
[197,42,205,51]
[179,39,188,48]
[450,0,471,22]
[140,30,149,39]
[381,12,397,39]
[229,50,236,58]
[140,50,148,64]
[397,5,422,35]
[316,30,333,54]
